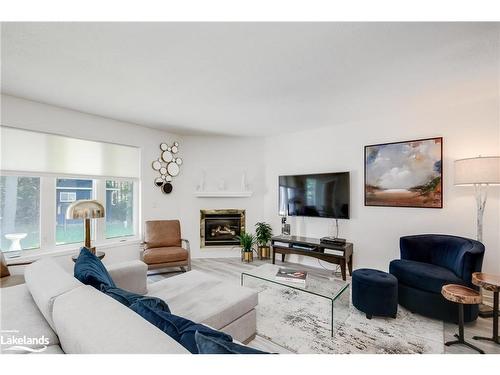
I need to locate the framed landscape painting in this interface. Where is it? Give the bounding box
[364,137,443,208]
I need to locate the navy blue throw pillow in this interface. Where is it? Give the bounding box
[101,285,170,313]
[195,332,269,354]
[130,299,232,354]
[74,247,116,290]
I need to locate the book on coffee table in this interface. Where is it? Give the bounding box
[275,268,307,285]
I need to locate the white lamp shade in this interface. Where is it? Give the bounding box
[454,156,500,185]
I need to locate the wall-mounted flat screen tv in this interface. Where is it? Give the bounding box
[279,172,350,219]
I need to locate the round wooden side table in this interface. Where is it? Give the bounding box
[71,251,105,262]
[441,284,484,354]
[472,272,500,345]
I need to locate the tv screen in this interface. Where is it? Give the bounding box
[279,172,350,219]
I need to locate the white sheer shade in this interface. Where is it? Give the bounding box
[454,156,500,185]
[0,127,140,178]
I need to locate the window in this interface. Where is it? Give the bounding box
[0,176,41,251]
[1,128,141,253]
[56,178,94,245]
[105,180,134,238]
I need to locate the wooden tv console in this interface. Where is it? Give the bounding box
[271,235,353,281]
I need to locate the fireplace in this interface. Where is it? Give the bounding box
[200,209,245,247]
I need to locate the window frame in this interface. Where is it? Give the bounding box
[0,170,140,256]
[0,173,42,252]
[104,178,137,240]
[55,177,96,247]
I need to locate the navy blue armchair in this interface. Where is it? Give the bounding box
[389,234,485,323]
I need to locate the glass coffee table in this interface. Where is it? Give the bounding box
[241,263,350,337]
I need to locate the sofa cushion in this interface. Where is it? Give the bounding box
[24,257,83,331]
[143,247,188,264]
[74,247,116,289]
[389,259,465,294]
[144,220,182,249]
[130,299,233,354]
[52,285,189,354]
[0,284,60,354]
[147,270,258,330]
[195,332,268,354]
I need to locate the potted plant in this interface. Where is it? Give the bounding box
[255,222,273,259]
[237,232,256,263]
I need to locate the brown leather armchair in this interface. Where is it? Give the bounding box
[140,220,191,274]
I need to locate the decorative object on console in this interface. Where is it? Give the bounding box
[141,220,191,274]
[455,155,500,318]
[152,141,182,194]
[281,216,290,235]
[237,232,256,263]
[352,268,398,319]
[255,222,272,259]
[66,199,105,254]
[389,234,484,323]
[365,137,443,208]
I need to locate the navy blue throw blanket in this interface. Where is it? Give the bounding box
[74,247,116,289]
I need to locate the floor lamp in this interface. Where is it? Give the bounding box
[455,156,500,317]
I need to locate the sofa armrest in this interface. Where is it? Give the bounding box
[107,260,148,295]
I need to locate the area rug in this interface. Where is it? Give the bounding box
[248,279,445,354]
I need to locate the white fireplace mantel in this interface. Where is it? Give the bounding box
[194,191,253,198]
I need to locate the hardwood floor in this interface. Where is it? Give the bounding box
[149,257,500,354]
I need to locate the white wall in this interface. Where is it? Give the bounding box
[263,84,500,274]
[176,135,266,258]
[0,94,183,267]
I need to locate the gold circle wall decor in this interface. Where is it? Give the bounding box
[152,141,182,194]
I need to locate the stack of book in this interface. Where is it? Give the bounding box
[275,268,307,285]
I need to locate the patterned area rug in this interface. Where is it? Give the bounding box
[248,279,445,354]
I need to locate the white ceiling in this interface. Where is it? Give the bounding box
[1,22,499,136]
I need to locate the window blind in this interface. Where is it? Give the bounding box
[0,127,140,178]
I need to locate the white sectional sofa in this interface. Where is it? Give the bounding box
[0,257,258,354]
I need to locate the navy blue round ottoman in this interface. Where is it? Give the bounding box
[352,268,398,319]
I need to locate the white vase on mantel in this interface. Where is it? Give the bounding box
[197,170,206,191]
[218,179,226,191]
[240,172,248,192]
